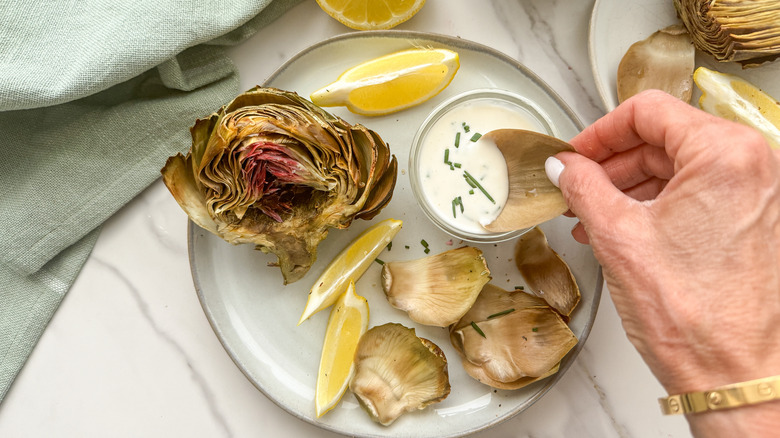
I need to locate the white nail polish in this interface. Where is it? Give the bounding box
[545,156,564,188]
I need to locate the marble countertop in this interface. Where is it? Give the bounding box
[0,1,694,437]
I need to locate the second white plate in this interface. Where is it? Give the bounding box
[589,0,780,111]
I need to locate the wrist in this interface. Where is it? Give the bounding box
[658,374,780,438]
[688,399,780,438]
[659,375,780,415]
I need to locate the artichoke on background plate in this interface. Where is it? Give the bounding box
[162,87,397,284]
[674,0,780,67]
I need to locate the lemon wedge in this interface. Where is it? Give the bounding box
[315,0,426,31]
[299,218,402,324]
[694,67,780,149]
[310,48,460,116]
[315,281,369,417]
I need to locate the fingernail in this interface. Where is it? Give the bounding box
[545,156,564,188]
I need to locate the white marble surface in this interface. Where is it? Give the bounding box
[0,1,694,437]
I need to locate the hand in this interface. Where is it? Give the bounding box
[549,90,780,436]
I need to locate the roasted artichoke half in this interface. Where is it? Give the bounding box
[161,87,397,284]
[674,0,780,67]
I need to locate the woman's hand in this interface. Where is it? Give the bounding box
[549,89,780,436]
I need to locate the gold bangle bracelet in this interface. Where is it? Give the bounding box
[659,375,780,415]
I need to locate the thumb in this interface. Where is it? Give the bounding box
[546,151,632,238]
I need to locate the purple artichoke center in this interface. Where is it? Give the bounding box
[242,142,301,191]
[239,141,311,222]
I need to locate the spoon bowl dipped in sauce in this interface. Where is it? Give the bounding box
[409,89,573,242]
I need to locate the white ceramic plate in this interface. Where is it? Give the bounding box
[589,0,780,111]
[190,31,602,438]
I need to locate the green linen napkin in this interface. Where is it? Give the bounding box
[0,0,302,402]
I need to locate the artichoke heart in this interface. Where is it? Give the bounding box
[450,284,577,390]
[381,246,491,327]
[674,0,780,67]
[350,323,450,426]
[515,227,580,317]
[161,87,397,284]
[617,25,695,103]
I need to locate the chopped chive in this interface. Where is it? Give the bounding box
[454,132,461,148]
[462,122,470,133]
[386,242,392,251]
[470,321,486,338]
[404,245,410,249]
[469,189,475,195]
[444,148,450,165]
[463,171,495,204]
[487,308,515,319]
[424,248,430,254]
[453,162,461,168]
[452,196,464,217]
[450,164,455,171]
[532,327,539,332]
[514,285,525,290]
[470,133,482,142]
[374,258,385,265]
[420,239,429,248]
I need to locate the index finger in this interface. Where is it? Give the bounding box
[570,90,724,163]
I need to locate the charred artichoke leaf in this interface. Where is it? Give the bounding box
[381,246,491,327]
[617,25,695,103]
[674,0,780,67]
[161,87,397,284]
[515,227,580,317]
[349,323,450,426]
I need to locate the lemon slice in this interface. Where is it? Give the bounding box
[299,218,402,324]
[315,0,426,31]
[310,48,460,116]
[694,67,780,149]
[315,281,369,417]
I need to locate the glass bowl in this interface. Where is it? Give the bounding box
[409,88,557,243]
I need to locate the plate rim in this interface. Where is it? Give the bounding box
[188,29,604,437]
[588,0,617,112]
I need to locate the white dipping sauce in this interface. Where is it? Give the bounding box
[417,99,546,235]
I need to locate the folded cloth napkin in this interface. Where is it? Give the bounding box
[0,0,302,402]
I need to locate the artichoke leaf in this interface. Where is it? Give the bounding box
[481,129,574,232]
[381,246,491,327]
[616,25,695,103]
[449,283,577,389]
[450,283,547,335]
[515,227,580,317]
[350,323,450,426]
[453,308,577,382]
[161,153,219,235]
[460,360,560,391]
